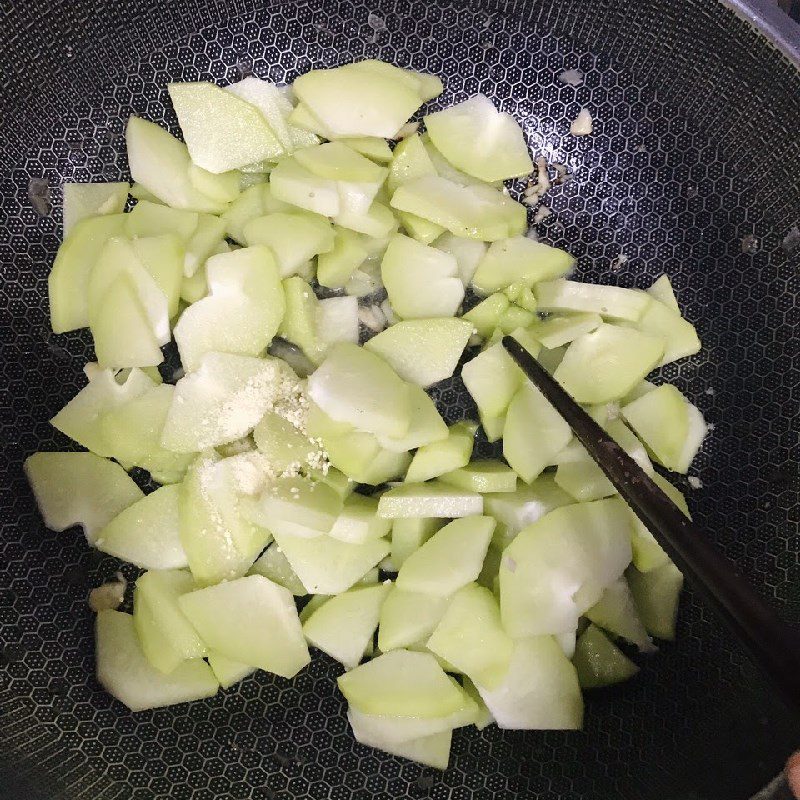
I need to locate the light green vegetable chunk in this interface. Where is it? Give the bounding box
[207,651,255,689]
[387,133,437,195]
[472,237,574,296]
[221,183,292,244]
[348,702,474,745]
[174,246,285,371]
[188,163,241,204]
[424,94,533,183]
[180,450,271,585]
[573,624,639,689]
[378,482,484,519]
[168,82,284,173]
[390,175,526,241]
[647,274,680,313]
[316,295,359,349]
[586,577,654,652]
[268,156,341,217]
[24,451,143,544]
[462,676,494,730]
[622,383,707,473]
[405,421,476,484]
[270,529,389,595]
[390,518,445,570]
[133,569,206,674]
[427,583,513,688]
[303,582,390,669]
[553,324,664,404]
[436,233,487,285]
[51,367,157,457]
[344,137,393,163]
[635,298,701,366]
[476,636,583,730]
[252,412,319,474]
[529,312,602,349]
[126,116,225,213]
[162,353,298,452]
[500,498,633,636]
[463,293,510,338]
[178,575,310,677]
[374,384,448,452]
[95,484,188,570]
[398,210,445,243]
[365,318,473,387]
[317,228,368,288]
[381,234,464,319]
[247,477,342,538]
[278,275,326,364]
[378,585,450,651]
[244,212,334,277]
[503,382,572,483]
[295,141,388,183]
[49,213,127,332]
[124,200,199,240]
[96,610,218,711]
[347,710,453,770]
[628,562,683,641]
[439,460,517,494]
[536,279,653,322]
[62,182,128,236]
[328,494,392,544]
[462,342,523,419]
[338,649,471,718]
[307,343,411,438]
[249,544,308,596]
[395,516,494,595]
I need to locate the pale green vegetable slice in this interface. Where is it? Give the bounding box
[537,344,567,375]
[133,569,205,674]
[462,293,510,338]
[317,296,359,348]
[573,624,639,689]
[307,343,411,438]
[168,82,284,173]
[95,484,187,570]
[338,649,470,718]
[397,211,444,245]
[627,562,683,641]
[348,711,452,770]
[498,306,536,332]
[374,385,447,452]
[390,518,445,569]
[484,476,574,547]
[62,182,128,235]
[647,274,680,313]
[553,324,664,404]
[247,477,342,538]
[344,137,393,163]
[188,163,241,203]
[634,298,701,366]
[462,676,494,730]
[421,133,497,188]
[124,199,199,240]
[586,577,654,652]
[500,498,633,636]
[395,516,494,595]
[309,467,355,500]
[270,529,389,594]
[349,60,443,102]
[439,460,517,494]
[435,233,487,285]
[424,94,533,182]
[299,594,332,624]
[329,494,392,544]
[377,586,450,651]
[178,575,310,677]
[535,279,652,322]
[317,227,368,288]
[472,237,574,296]
[348,704,474,745]
[126,117,225,213]
[24,451,143,544]
[315,424,411,485]
[378,482,483,519]
[295,141,388,183]
[426,583,513,688]
[462,342,523,418]
[293,63,425,138]
[221,183,292,244]
[48,213,126,332]
[132,234,185,319]
[183,213,226,277]
[268,156,341,217]
[503,382,572,483]
[381,234,464,319]
[51,367,157,457]
[621,384,707,473]
[387,133,436,195]
[278,275,326,364]
[180,450,271,584]
[390,175,526,241]
[99,384,194,484]
[174,246,285,371]
[529,312,602,349]
[302,582,390,669]
[335,199,397,237]
[161,353,298,452]
[364,318,473,387]
[252,412,319,474]
[207,651,256,689]
[244,212,334,277]
[405,421,476,484]
[96,611,218,711]
[476,636,583,730]
[249,544,308,596]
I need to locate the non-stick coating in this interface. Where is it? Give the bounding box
[1,1,798,798]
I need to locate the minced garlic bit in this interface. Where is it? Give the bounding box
[687,476,703,490]
[570,108,593,136]
[532,205,551,224]
[89,572,127,613]
[558,68,584,87]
